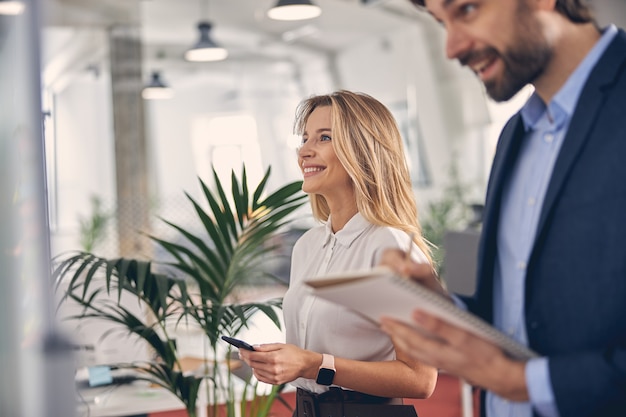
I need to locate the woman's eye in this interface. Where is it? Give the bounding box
[320,135,332,142]
[300,137,308,145]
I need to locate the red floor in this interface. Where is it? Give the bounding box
[150,373,480,417]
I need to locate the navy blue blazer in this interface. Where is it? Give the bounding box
[469,29,626,417]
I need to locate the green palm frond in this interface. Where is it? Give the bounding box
[53,252,185,368]
[117,361,203,413]
[150,166,305,339]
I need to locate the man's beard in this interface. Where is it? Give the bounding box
[486,39,551,102]
[461,16,552,102]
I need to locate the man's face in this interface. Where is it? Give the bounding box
[425,0,552,101]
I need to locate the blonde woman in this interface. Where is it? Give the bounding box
[239,90,437,417]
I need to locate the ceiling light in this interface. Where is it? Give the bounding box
[0,0,25,15]
[267,0,322,21]
[184,21,228,62]
[142,71,174,100]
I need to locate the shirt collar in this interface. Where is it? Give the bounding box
[323,212,370,248]
[520,24,618,131]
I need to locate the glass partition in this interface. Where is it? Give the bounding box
[0,1,75,416]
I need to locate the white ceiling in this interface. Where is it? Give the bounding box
[42,0,423,62]
[42,0,626,50]
[40,0,626,91]
[40,0,435,94]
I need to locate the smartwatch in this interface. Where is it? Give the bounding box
[315,353,336,386]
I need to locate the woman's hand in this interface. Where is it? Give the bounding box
[237,343,321,385]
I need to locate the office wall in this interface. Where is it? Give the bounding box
[336,21,490,205]
[51,72,117,253]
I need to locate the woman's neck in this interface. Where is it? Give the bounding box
[327,200,358,233]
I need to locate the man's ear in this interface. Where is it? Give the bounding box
[533,0,558,12]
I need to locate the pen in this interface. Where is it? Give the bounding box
[405,232,415,260]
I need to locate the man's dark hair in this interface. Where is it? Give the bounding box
[408,0,595,24]
[555,0,595,23]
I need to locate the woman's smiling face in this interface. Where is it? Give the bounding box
[297,106,352,199]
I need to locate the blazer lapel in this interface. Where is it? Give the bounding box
[475,115,526,319]
[482,115,526,238]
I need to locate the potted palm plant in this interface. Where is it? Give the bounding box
[53,166,306,417]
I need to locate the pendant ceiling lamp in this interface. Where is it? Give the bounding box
[142,71,174,100]
[185,0,227,62]
[267,0,321,21]
[0,0,25,15]
[184,21,228,62]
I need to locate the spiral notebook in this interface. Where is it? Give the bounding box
[305,266,538,361]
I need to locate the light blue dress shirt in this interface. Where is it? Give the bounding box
[487,25,618,417]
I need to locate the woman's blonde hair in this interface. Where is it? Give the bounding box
[294,90,432,263]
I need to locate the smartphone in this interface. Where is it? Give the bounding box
[221,335,255,351]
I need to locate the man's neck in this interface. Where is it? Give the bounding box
[533,21,601,103]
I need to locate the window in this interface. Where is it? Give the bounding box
[191,113,264,191]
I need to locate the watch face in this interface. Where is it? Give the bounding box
[316,368,336,386]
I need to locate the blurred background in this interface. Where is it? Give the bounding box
[2,0,626,416]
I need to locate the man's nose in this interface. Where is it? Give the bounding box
[445,25,472,61]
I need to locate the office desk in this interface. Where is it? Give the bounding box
[77,382,184,417]
[75,357,223,417]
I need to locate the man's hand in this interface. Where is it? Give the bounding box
[380,311,530,401]
[378,248,529,401]
[378,248,450,300]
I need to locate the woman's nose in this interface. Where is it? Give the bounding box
[297,141,313,158]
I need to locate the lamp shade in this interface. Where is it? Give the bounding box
[184,21,228,62]
[267,0,321,21]
[142,71,174,100]
[0,0,25,15]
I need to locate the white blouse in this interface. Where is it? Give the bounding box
[282,213,429,393]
